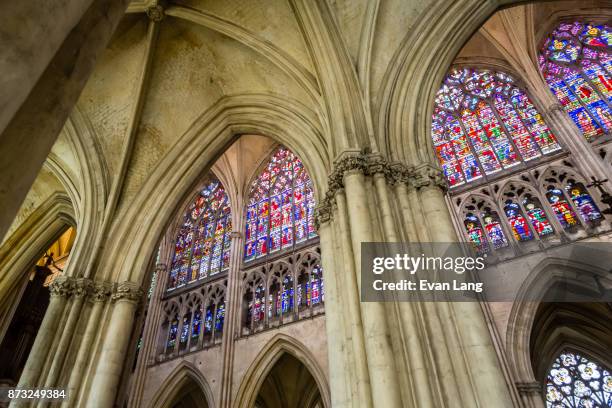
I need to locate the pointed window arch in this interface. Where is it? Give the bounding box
[244,146,317,261]
[539,21,612,141]
[168,176,232,290]
[545,350,612,407]
[431,67,561,187]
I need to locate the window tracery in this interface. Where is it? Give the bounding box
[539,21,612,141]
[432,67,561,187]
[168,176,231,290]
[545,350,612,407]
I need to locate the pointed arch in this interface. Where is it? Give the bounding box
[505,256,612,383]
[149,361,214,408]
[234,333,330,408]
[96,92,329,285]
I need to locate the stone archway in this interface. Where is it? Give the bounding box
[254,353,323,408]
[149,362,214,408]
[234,334,330,408]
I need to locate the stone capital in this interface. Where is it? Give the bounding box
[411,163,447,192]
[544,102,564,117]
[314,201,333,230]
[73,278,94,298]
[49,276,74,298]
[112,281,144,303]
[92,282,113,303]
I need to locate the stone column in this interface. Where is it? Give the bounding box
[339,154,402,408]
[316,205,351,407]
[40,279,92,392]
[219,231,244,408]
[85,282,143,408]
[63,282,111,407]
[11,277,73,407]
[414,164,515,407]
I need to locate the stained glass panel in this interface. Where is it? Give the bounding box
[432,68,560,187]
[545,350,612,407]
[539,21,612,141]
[245,147,317,261]
[168,177,231,290]
[504,201,533,242]
[481,210,508,249]
[546,188,579,229]
[566,183,602,226]
[522,195,555,237]
[464,214,489,254]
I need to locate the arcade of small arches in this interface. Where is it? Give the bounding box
[0,1,611,408]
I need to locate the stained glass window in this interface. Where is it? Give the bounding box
[464,214,489,254]
[482,209,508,249]
[539,22,612,141]
[566,183,603,227]
[504,201,533,242]
[522,194,555,237]
[545,350,612,407]
[432,68,561,187]
[245,147,317,261]
[250,284,265,325]
[546,187,579,229]
[168,177,231,290]
[191,310,201,339]
[179,314,190,345]
[214,303,225,334]
[310,265,324,305]
[167,319,178,351]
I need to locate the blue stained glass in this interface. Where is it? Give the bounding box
[540,21,612,141]
[504,201,533,242]
[431,68,559,187]
[245,147,317,260]
[191,311,201,338]
[566,184,602,226]
[167,320,178,349]
[546,188,579,229]
[215,303,225,333]
[168,177,231,290]
[545,350,612,408]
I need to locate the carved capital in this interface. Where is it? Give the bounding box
[49,276,74,298]
[411,163,447,192]
[314,201,333,230]
[387,162,412,186]
[230,231,243,240]
[91,282,113,303]
[73,278,93,298]
[146,5,165,22]
[112,281,144,303]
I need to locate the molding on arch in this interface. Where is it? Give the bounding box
[233,333,331,408]
[96,92,329,285]
[148,360,215,408]
[505,256,612,382]
[0,192,75,315]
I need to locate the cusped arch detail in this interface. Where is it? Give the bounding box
[234,333,330,408]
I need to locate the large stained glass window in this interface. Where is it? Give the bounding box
[539,22,612,141]
[546,350,612,407]
[168,177,231,290]
[245,147,317,261]
[431,68,561,187]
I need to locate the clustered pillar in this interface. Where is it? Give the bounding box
[10,277,143,408]
[315,151,516,407]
